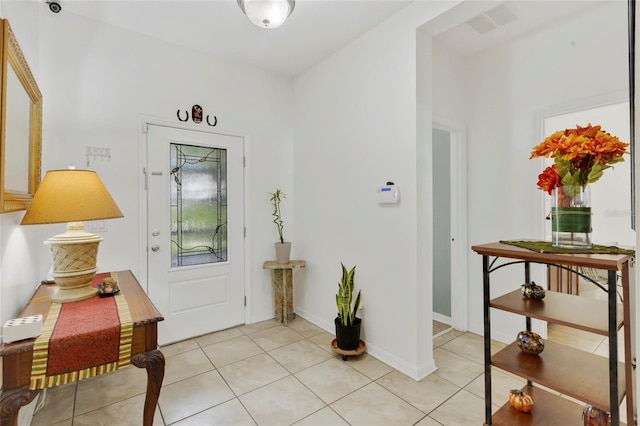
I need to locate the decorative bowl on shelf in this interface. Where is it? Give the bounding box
[521,281,545,300]
[516,331,545,355]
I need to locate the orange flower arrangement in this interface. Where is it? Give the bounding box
[530,124,629,194]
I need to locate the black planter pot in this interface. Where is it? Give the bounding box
[335,317,361,350]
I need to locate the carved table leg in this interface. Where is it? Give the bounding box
[131,349,165,426]
[0,387,40,426]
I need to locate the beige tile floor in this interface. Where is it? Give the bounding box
[26,302,614,426]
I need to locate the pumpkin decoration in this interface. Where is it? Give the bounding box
[509,389,534,413]
[521,281,546,300]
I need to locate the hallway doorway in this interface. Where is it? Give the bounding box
[432,120,468,332]
[432,127,452,325]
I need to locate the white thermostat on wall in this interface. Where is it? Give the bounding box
[377,182,400,204]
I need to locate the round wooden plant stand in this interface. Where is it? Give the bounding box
[331,339,366,361]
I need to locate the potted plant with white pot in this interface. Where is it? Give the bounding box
[269,189,291,264]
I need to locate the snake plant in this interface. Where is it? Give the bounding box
[336,263,361,326]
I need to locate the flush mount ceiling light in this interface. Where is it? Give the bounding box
[237,0,295,29]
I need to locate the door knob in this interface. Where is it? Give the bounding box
[151,244,160,252]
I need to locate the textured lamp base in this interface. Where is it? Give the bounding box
[52,284,98,303]
[50,266,99,302]
[47,222,103,303]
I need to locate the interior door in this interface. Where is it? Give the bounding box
[146,124,245,345]
[432,127,452,324]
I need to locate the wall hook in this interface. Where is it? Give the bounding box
[206,115,217,127]
[177,110,189,122]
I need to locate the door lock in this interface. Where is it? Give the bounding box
[152,229,160,237]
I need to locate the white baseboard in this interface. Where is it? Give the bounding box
[294,308,438,381]
[432,312,452,326]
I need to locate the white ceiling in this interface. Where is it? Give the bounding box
[56,0,615,78]
[425,1,605,57]
[57,0,413,78]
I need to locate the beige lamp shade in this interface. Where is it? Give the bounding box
[21,169,123,225]
[20,169,123,302]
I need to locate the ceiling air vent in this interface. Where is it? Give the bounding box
[466,4,518,35]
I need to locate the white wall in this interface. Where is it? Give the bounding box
[431,39,466,127]
[0,0,49,330]
[1,0,631,383]
[37,9,295,323]
[459,1,629,340]
[430,35,469,331]
[292,1,459,379]
[0,3,295,330]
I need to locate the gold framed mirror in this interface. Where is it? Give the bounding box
[0,18,42,213]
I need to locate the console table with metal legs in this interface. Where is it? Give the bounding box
[472,242,635,426]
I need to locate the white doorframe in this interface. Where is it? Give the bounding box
[433,117,468,332]
[138,115,251,324]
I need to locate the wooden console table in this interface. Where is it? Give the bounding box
[263,260,305,325]
[472,242,634,426]
[0,270,165,426]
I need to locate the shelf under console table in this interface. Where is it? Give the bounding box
[472,242,635,426]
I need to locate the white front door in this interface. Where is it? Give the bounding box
[146,124,245,345]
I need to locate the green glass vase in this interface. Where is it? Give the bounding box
[551,185,592,249]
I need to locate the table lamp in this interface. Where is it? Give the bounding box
[20,169,124,302]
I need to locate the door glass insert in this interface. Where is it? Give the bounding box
[170,143,227,267]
